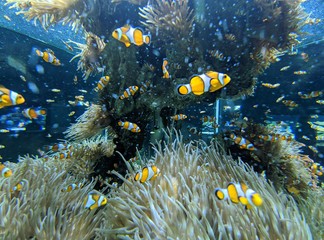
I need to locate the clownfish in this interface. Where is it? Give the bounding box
[10,181,24,193]
[0,85,25,109]
[282,100,298,108]
[134,165,160,183]
[230,133,256,151]
[177,71,231,96]
[61,183,83,192]
[0,163,12,178]
[112,24,151,47]
[170,114,187,121]
[22,107,46,119]
[162,58,170,79]
[119,86,139,99]
[139,81,151,94]
[214,182,263,209]
[118,121,141,133]
[84,190,108,210]
[35,48,61,66]
[94,76,110,92]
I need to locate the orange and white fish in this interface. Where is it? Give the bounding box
[119,86,139,99]
[35,48,61,66]
[177,71,231,96]
[298,91,322,99]
[84,190,108,210]
[118,121,141,133]
[280,66,290,71]
[230,133,256,151]
[134,165,160,183]
[214,182,263,209]
[139,81,151,94]
[0,85,25,109]
[170,114,187,121]
[282,100,298,108]
[22,107,46,119]
[162,58,170,79]
[261,83,280,88]
[94,76,110,92]
[112,24,151,47]
[10,181,24,193]
[0,163,12,178]
[293,70,307,75]
[61,183,83,192]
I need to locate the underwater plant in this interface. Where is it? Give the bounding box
[5,0,98,31]
[139,0,194,40]
[69,32,107,80]
[64,104,110,141]
[96,133,316,239]
[0,156,106,239]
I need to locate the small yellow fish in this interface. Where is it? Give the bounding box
[0,129,9,133]
[280,66,290,71]
[68,111,75,117]
[276,95,285,103]
[316,100,324,105]
[294,70,307,75]
[79,89,88,93]
[51,89,61,93]
[262,83,280,88]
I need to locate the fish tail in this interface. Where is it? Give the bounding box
[35,49,43,57]
[144,33,151,45]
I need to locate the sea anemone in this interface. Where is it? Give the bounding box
[97,133,315,239]
[139,0,194,40]
[65,104,110,141]
[5,0,98,31]
[69,32,106,80]
[0,155,105,239]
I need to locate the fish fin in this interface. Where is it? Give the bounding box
[125,42,131,47]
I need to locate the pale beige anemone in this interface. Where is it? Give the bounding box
[5,0,97,31]
[0,156,105,239]
[139,0,194,39]
[69,32,106,80]
[97,133,321,239]
[64,104,109,142]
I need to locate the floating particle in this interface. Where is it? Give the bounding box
[200,110,206,114]
[280,66,290,71]
[0,145,5,149]
[46,99,55,103]
[79,89,87,93]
